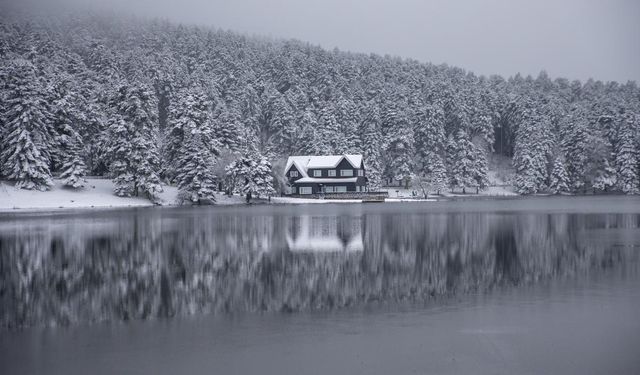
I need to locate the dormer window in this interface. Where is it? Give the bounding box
[329,170,336,177]
[290,171,298,177]
[313,170,322,177]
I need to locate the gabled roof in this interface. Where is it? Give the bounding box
[285,154,363,174]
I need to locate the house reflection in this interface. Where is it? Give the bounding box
[285,215,364,252]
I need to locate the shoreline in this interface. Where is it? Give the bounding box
[1,179,632,214]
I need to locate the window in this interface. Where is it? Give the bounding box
[328,170,336,177]
[313,170,322,177]
[324,186,334,193]
[340,169,353,177]
[357,169,364,177]
[291,187,296,194]
[335,186,347,193]
[290,170,298,177]
[299,187,312,195]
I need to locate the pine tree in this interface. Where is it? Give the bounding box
[49,90,87,188]
[561,106,590,191]
[225,152,276,201]
[360,105,383,190]
[513,107,554,194]
[471,143,489,192]
[176,130,218,204]
[171,92,220,203]
[447,131,475,193]
[383,101,414,187]
[425,155,448,195]
[106,83,163,200]
[0,59,53,190]
[59,144,87,188]
[415,103,448,193]
[549,156,570,194]
[614,112,639,194]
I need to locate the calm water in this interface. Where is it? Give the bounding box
[1,196,640,374]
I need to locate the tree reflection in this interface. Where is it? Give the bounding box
[0,208,638,328]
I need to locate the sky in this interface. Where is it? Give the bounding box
[9,0,640,82]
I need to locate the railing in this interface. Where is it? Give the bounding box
[288,191,389,200]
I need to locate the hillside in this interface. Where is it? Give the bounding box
[0,10,638,203]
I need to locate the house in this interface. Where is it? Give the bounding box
[285,154,367,195]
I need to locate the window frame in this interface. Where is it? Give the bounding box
[340,169,354,177]
[328,169,336,177]
[290,170,298,177]
[335,186,347,193]
[313,170,322,177]
[357,169,364,177]
[299,187,312,195]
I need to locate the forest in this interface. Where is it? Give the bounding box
[1,11,639,203]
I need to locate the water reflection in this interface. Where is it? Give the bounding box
[286,216,364,252]
[0,201,639,328]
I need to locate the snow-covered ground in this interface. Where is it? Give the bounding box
[1,177,519,213]
[381,184,517,199]
[0,178,179,212]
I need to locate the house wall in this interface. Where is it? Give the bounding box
[286,164,303,184]
[293,182,358,195]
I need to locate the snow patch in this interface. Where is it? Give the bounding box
[0,178,179,212]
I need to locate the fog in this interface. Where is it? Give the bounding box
[7,0,640,82]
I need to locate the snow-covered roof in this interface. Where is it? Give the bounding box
[294,177,358,184]
[285,154,363,175]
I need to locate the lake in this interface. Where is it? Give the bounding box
[1,196,639,374]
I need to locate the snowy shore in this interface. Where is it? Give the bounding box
[0,178,179,212]
[1,178,521,213]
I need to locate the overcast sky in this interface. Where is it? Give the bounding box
[11,0,640,82]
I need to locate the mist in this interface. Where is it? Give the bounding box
[8,0,640,83]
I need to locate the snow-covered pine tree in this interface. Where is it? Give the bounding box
[176,129,218,204]
[548,156,570,194]
[513,106,554,194]
[48,88,88,188]
[614,111,639,194]
[425,155,448,195]
[383,100,414,188]
[225,152,276,201]
[107,83,163,200]
[415,103,448,193]
[0,59,53,190]
[446,130,475,193]
[59,140,87,188]
[360,105,383,190]
[471,143,489,192]
[560,105,590,192]
[172,92,220,203]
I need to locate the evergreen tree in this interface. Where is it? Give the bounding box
[415,103,448,192]
[383,101,414,187]
[59,142,87,188]
[360,106,383,190]
[171,92,220,203]
[614,112,639,194]
[106,83,163,200]
[549,156,570,194]
[225,152,276,201]
[513,107,553,194]
[447,131,476,193]
[0,59,53,190]
[176,129,218,204]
